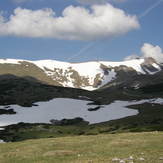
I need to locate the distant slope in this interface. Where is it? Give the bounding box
[0,76,92,106]
[0,57,162,91]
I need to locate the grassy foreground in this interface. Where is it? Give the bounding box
[0,132,163,163]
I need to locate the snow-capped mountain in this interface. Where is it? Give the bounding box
[0,57,162,91]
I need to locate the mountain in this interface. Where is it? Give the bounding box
[0,57,163,91]
[1,57,163,142]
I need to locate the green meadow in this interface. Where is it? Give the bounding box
[0,132,163,163]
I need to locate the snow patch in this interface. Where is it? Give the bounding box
[100,69,116,87]
[99,59,145,74]
[0,59,22,64]
[152,63,161,70]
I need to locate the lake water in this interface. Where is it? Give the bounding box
[0,98,148,127]
[0,98,162,143]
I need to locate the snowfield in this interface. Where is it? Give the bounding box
[0,98,162,127]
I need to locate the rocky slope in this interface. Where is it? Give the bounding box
[0,57,162,91]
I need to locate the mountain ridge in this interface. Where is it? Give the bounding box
[0,57,162,91]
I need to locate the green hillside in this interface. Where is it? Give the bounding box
[0,132,163,163]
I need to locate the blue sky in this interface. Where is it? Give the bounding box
[0,0,162,62]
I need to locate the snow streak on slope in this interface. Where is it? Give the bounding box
[100,69,116,87]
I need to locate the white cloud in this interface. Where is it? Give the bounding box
[0,3,139,41]
[124,43,163,63]
[141,43,163,62]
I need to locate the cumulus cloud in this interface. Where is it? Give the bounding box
[76,0,127,5]
[141,43,163,62]
[124,43,163,63]
[0,3,139,41]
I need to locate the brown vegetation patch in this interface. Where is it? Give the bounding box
[43,150,74,157]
